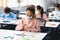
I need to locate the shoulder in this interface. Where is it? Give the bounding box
[43,13,47,16]
[52,11,60,14]
[10,12,15,14]
[10,12,16,16]
[52,11,56,13]
[21,18,27,21]
[34,18,40,23]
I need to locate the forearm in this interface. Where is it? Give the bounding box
[15,26,23,31]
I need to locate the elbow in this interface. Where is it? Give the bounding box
[15,27,20,31]
[15,26,23,31]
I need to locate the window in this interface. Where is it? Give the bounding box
[0,0,19,8]
[0,0,3,8]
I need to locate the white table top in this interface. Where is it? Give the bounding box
[0,19,19,25]
[45,22,60,28]
[0,29,47,40]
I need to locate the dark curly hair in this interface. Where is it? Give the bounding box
[4,7,11,13]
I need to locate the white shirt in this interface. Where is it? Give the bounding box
[52,10,60,19]
[52,10,60,15]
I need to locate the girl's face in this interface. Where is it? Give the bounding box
[26,10,33,17]
[35,7,41,14]
[54,7,59,11]
[35,7,41,12]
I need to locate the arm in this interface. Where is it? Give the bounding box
[34,21,41,32]
[0,13,5,18]
[10,14,17,20]
[12,14,17,20]
[43,14,49,21]
[31,20,41,32]
[15,19,23,31]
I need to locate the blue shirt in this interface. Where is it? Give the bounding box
[0,12,17,20]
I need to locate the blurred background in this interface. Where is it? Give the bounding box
[0,0,60,12]
[0,0,60,18]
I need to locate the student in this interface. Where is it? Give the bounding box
[0,7,17,20]
[51,4,60,17]
[35,5,49,21]
[15,5,41,32]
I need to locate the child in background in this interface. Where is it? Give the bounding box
[0,7,17,20]
[35,5,49,21]
[51,4,60,18]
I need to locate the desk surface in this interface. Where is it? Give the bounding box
[0,19,19,25]
[0,29,47,40]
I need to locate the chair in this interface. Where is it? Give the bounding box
[11,10,19,19]
[37,18,46,32]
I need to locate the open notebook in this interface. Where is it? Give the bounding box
[45,22,60,28]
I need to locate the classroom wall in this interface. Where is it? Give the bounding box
[0,0,60,12]
[58,0,60,3]
[20,0,47,12]
[7,0,18,7]
[2,0,18,8]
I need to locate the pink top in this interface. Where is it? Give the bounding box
[15,18,41,32]
[36,13,49,21]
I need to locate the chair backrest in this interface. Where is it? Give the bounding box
[11,10,19,19]
[37,18,46,27]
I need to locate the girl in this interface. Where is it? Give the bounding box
[35,5,49,21]
[15,5,41,32]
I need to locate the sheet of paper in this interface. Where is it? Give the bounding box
[45,22,60,28]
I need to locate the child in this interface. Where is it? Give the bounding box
[35,5,49,21]
[0,7,17,20]
[15,5,41,32]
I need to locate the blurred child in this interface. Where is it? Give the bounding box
[15,5,41,32]
[35,5,49,21]
[0,7,17,20]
